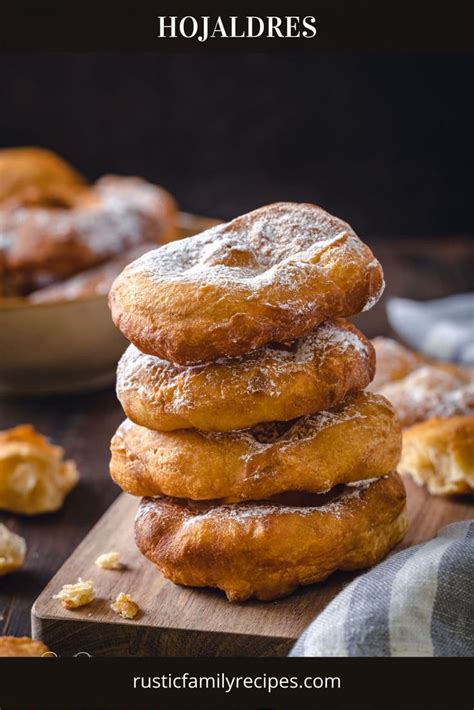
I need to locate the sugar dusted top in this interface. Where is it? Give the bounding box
[132,202,383,297]
[110,202,384,364]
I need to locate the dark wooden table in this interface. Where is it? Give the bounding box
[1,236,473,638]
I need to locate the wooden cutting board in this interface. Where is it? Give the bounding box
[31,478,472,657]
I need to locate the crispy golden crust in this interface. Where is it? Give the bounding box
[109,202,384,364]
[0,147,86,209]
[1,175,177,296]
[0,424,79,514]
[116,319,375,432]
[135,472,407,602]
[371,336,426,390]
[379,365,474,428]
[400,415,474,495]
[111,392,401,501]
[0,636,50,657]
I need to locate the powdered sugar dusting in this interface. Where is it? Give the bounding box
[1,176,171,264]
[177,476,381,528]
[116,319,371,415]
[127,203,382,313]
[305,320,369,359]
[196,391,373,451]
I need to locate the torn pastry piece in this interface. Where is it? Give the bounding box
[399,415,474,495]
[0,424,79,514]
[0,523,26,575]
[95,551,124,570]
[53,578,95,609]
[110,592,139,619]
[0,636,51,657]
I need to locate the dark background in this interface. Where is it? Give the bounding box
[1,52,473,237]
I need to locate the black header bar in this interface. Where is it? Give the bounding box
[0,2,473,52]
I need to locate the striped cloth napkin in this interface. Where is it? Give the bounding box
[290,521,474,657]
[386,293,474,365]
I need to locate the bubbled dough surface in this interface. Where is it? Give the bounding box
[134,472,408,602]
[110,202,384,364]
[110,391,402,501]
[116,318,375,431]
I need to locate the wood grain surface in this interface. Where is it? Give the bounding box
[0,234,473,647]
[31,478,473,657]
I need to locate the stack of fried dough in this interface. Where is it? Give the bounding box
[109,202,407,602]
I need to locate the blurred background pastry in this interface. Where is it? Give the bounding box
[0,146,86,210]
[0,147,177,299]
[0,146,183,396]
[28,243,153,304]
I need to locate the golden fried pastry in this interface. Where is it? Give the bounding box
[0,523,26,575]
[379,365,474,428]
[371,336,472,390]
[0,636,51,657]
[0,424,79,514]
[109,202,384,364]
[116,319,375,432]
[371,336,426,389]
[28,243,154,304]
[0,147,86,209]
[111,392,401,501]
[399,415,474,495]
[1,175,177,296]
[135,472,407,601]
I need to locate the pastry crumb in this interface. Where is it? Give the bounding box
[53,578,95,609]
[0,523,26,576]
[95,551,123,570]
[110,592,139,620]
